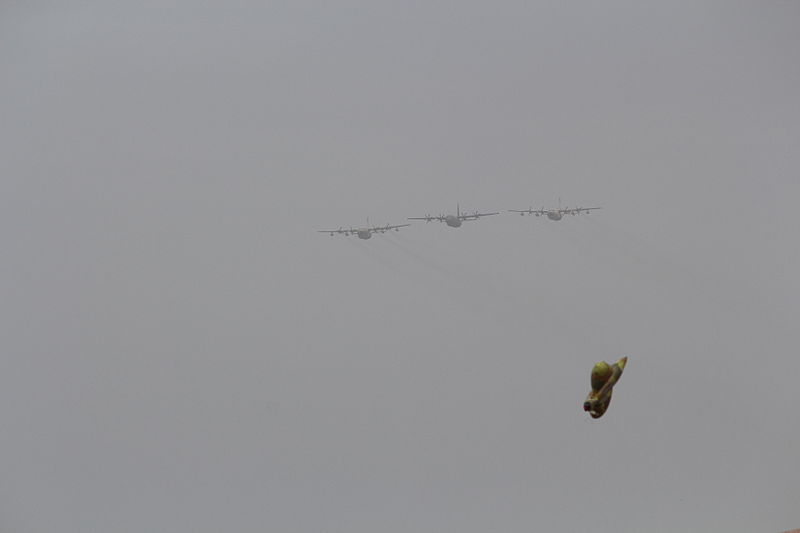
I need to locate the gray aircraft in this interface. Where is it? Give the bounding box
[509,199,601,221]
[318,221,410,240]
[408,204,499,228]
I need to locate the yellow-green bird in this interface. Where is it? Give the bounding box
[583,357,628,419]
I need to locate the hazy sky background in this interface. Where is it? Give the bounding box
[2,2,799,532]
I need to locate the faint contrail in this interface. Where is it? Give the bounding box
[382,232,457,279]
[345,237,405,276]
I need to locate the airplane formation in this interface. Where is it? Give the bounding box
[319,200,601,237]
[319,199,627,419]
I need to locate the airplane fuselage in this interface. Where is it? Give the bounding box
[444,215,462,227]
[547,211,562,221]
[356,230,372,239]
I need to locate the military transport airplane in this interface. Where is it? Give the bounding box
[509,199,601,221]
[318,221,410,240]
[408,204,499,228]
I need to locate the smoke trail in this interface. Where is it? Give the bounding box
[382,232,460,280]
[344,237,405,277]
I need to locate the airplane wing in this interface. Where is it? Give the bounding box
[370,223,411,233]
[508,208,547,216]
[317,228,351,235]
[568,207,602,215]
[408,215,445,222]
[460,211,499,220]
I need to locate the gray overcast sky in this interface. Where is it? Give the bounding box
[1,2,799,532]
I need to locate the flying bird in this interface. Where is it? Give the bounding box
[583,357,628,419]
